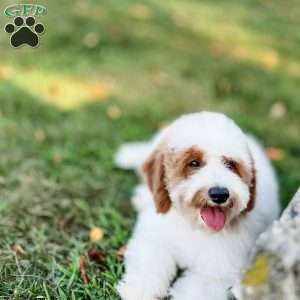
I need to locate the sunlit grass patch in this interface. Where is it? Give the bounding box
[11,67,112,109]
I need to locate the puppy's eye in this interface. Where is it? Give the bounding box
[224,159,236,171]
[188,160,201,168]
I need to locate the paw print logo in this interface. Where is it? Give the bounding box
[4,16,45,48]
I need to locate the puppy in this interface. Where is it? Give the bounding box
[115,112,280,300]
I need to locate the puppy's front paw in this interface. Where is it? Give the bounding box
[117,280,157,300]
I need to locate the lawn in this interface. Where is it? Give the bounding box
[0,0,299,299]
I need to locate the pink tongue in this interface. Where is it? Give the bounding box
[201,207,226,231]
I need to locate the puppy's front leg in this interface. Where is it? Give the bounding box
[117,238,176,300]
[170,272,229,300]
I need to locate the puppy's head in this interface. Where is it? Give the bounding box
[143,112,256,232]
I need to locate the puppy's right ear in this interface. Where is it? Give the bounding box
[143,149,171,214]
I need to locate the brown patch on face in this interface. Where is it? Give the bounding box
[191,189,207,208]
[223,156,253,185]
[168,146,205,181]
[223,153,256,214]
[223,157,247,181]
[143,148,171,214]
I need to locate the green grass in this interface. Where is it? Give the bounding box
[0,0,299,298]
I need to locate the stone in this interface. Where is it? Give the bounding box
[230,188,300,300]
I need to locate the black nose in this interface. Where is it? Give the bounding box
[208,187,230,204]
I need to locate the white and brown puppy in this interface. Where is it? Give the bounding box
[115,112,280,300]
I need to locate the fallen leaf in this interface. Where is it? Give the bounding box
[89,227,104,242]
[88,84,109,100]
[34,129,46,142]
[79,256,89,284]
[265,147,285,161]
[0,65,12,80]
[88,248,105,264]
[107,105,122,120]
[13,244,26,255]
[261,50,279,69]
[269,102,287,119]
[116,245,127,261]
[83,32,100,48]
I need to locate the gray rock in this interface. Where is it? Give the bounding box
[230,188,300,300]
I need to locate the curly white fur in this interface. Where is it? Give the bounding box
[115,112,280,300]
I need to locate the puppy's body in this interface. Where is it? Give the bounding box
[116,112,279,300]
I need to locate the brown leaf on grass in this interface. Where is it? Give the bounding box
[269,102,287,120]
[13,244,26,256]
[87,248,105,264]
[89,227,104,242]
[88,84,109,100]
[107,105,122,120]
[79,256,90,284]
[0,65,12,80]
[116,245,127,261]
[265,147,285,161]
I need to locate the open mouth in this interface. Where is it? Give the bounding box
[200,206,226,231]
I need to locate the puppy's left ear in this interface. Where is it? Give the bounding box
[244,150,256,213]
[143,148,172,214]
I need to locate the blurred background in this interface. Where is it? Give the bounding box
[0,0,299,299]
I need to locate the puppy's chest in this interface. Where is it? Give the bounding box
[170,229,249,276]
